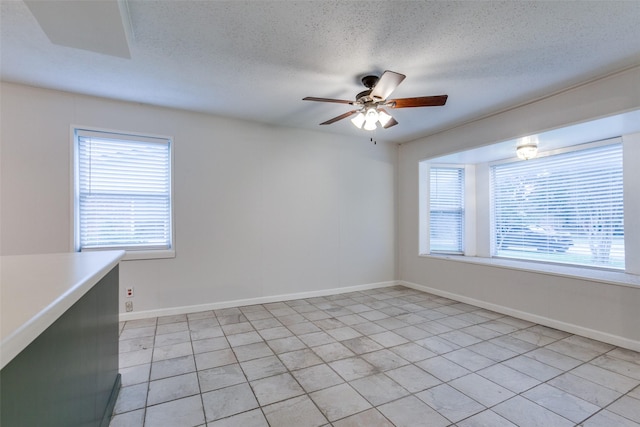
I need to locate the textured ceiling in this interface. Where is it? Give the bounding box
[2,1,640,143]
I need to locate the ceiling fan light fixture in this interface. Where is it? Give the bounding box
[378,110,392,127]
[516,136,539,160]
[362,107,379,130]
[363,120,377,131]
[365,107,379,124]
[350,112,365,128]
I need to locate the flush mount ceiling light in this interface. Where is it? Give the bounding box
[516,136,539,160]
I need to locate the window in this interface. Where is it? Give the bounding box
[74,128,173,259]
[430,167,465,253]
[491,142,623,269]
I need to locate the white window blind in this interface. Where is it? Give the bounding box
[75,130,172,251]
[430,167,464,253]
[491,142,623,269]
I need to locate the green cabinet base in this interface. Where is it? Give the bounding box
[1,266,120,427]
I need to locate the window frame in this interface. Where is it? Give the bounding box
[419,163,476,256]
[71,126,175,261]
[489,139,624,269]
[429,166,466,255]
[418,135,639,277]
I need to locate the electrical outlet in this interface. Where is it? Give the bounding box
[126,287,134,298]
[125,301,133,312]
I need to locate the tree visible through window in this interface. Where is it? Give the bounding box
[491,142,623,268]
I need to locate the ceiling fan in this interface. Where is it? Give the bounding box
[303,70,448,130]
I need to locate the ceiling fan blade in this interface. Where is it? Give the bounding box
[303,97,354,104]
[388,95,448,108]
[370,70,406,101]
[319,110,359,125]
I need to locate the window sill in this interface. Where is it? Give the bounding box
[81,249,175,261]
[122,249,175,261]
[419,253,640,289]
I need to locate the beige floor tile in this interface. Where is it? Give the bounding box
[493,396,574,427]
[477,363,540,394]
[388,342,436,362]
[457,410,517,427]
[231,341,274,362]
[523,383,600,423]
[109,408,145,427]
[607,396,640,423]
[549,372,622,407]
[297,330,335,347]
[416,383,485,423]
[266,336,306,353]
[591,354,640,380]
[571,363,639,393]
[581,409,640,427]
[350,373,410,405]
[257,326,292,340]
[147,372,199,406]
[263,395,327,427]
[415,355,471,382]
[226,331,263,347]
[332,408,394,427]
[309,383,371,422]
[361,349,409,371]
[194,348,237,370]
[152,342,193,362]
[292,363,344,393]
[449,373,515,407]
[503,355,562,381]
[114,383,148,414]
[385,363,441,393]
[119,363,151,387]
[240,355,287,381]
[207,409,268,427]
[526,347,582,370]
[202,383,259,422]
[340,336,384,354]
[155,322,188,336]
[150,354,195,381]
[329,357,378,381]
[443,348,495,371]
[279,348,324,370]
[378,395,449,427]
[312,342,355,362]
[250,372,305,406]
[145,395,205,427]
[198,363,246,393]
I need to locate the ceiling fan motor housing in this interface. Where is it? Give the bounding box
[356,74,383,104]
[361,75,379,89]
[356,89,373,103]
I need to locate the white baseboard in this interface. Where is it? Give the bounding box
[119,280,399,322]
[400,280,640,352]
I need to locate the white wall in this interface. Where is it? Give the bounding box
[399,66,640,350]
[0,82,397,315]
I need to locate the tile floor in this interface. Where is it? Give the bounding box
[110,285,640,427]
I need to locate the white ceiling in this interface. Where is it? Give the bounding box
[2,0,640,144]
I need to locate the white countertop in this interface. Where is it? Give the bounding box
[0,251,124,369]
